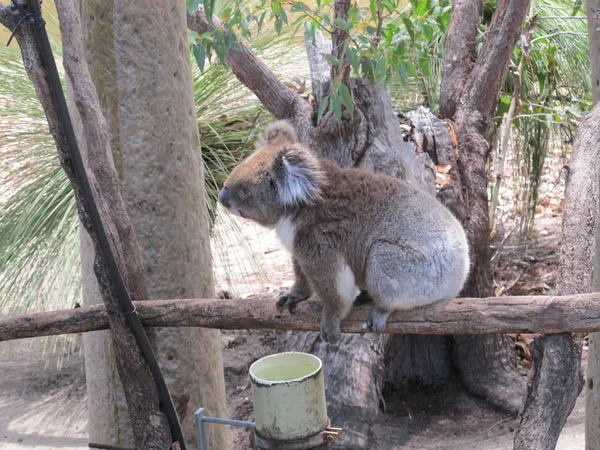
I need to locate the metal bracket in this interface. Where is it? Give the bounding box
[194,408,342,450]
[194,408,255,450]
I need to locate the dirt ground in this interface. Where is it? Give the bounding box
[0,210,588,450]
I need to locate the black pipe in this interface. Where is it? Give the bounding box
[21,1,187,448]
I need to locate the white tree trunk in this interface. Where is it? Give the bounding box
[77,1,228,448]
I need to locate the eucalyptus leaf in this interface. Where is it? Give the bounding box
[339,84,354,118]
[187,0,201,14]
[317,95,330,124]
[331,93,342,122]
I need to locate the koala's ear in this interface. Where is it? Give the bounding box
[274,149,324,206]
[256,121,297,150]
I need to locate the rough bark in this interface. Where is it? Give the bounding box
[6,293,600,342]
[0,2,172,448]
[439,0,483,119]
[589,0,600,104]
[76,1,228,448]
[438,0,531,414]
[514,105,600,450]
[587,3,600,448]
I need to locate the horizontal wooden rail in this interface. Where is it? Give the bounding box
[1,293,599,342]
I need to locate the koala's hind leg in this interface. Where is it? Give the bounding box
[302,261,359,347]
[277,258,312,313]
[364,306,392,333]
[364,241,432,332]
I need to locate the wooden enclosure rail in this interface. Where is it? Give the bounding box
[2,293,599,342]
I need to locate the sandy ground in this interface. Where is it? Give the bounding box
[0,212,588,449]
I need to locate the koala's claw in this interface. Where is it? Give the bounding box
[320,322,342,348]
[363,308,391,333]
[276,291,302,313]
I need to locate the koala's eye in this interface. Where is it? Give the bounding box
[238,187,250,198]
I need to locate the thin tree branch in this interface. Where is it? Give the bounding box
[331,0,351,83]
[186,8,312,127]
[4,293,600,342]
[531,31,587,42]
[466,0,531,120]
[439,0,483,118]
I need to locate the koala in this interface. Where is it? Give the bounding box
[218,120,470,345]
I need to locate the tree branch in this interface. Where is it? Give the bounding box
[186,7,313,137]
[3,293,600,342]
[439,0,483,118]
[331,0,350,83]
[466,0,530,121]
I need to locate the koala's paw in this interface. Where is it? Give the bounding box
[362,308,391,333]
[276,291,303,313]
[320,321,342,348]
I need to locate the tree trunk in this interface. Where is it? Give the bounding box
[187,1,527,446]
[437,0,530,414]
[585,1,600,448]
[0,1,174,446]
[79,1,228,448]
[514,103,600,449]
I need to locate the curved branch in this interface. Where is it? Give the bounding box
[187,8,312,128]
[466,0,530,119]
[439,0,483,118]
[3,293,600,342]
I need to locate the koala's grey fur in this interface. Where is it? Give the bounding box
[219,120,470,346]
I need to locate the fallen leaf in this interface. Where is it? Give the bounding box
[435,164,452,174]
[449,128,458,146]
[435,173,453,185]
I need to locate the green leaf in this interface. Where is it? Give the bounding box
[339,84,354,118]
[271,0,282,15]
[212,29,228,63]
[405,60,418,77]
[334,18,353,31]
[317,95,330,124]
[290,2,309,12]
[374,54,388,84]
[304,20,316,44]
[415,0,428,15]
[280,8,288,25]
[347,47,359,75]
[361,57,373,79]
[325,55,341,66]
[419,22,433,40]
[203,0,215,24]
[331,93,342,122]
[402,17,415,42]
[192,41,207,73]
[396,61,408,84]
[187,0,201,14]
[275,17,283,35]
[419,57,430,77]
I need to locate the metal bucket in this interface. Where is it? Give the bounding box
[249,352,328,442]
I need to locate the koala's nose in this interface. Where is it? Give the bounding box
[218,187,231,208]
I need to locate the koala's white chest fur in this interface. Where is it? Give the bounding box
[276,216,296,253]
